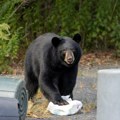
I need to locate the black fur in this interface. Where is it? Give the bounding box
[24,33,82,105]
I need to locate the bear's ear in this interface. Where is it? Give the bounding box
[52,37,61,47]
[73,33,81,43]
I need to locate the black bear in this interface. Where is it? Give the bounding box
[25,33,82,105]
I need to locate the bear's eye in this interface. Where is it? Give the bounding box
[69,49,76,54]
[62,50,66,54]
[72,50,76,53]
[60,50,66,58]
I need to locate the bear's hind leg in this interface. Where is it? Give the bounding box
[25,72,39,99]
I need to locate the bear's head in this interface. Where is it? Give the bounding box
[52,34,82,67]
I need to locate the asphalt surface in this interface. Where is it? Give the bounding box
[26,110,96,120]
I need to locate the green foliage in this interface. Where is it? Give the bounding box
[85,0,120,51]
[0,23,10,66]
[0,0,120,73]
[0,23,21,73]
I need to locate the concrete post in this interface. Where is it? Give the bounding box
[97,69,120,120]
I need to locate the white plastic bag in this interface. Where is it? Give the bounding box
[47,95,82,115]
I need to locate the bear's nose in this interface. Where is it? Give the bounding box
[67,57,74,64]
[68,57,73,62]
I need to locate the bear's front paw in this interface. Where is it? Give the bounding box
[54,99,69,105]
[53,95,69,105]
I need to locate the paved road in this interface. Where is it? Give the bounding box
[26,110,96,120]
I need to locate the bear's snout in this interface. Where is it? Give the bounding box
[64,50,75,64]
